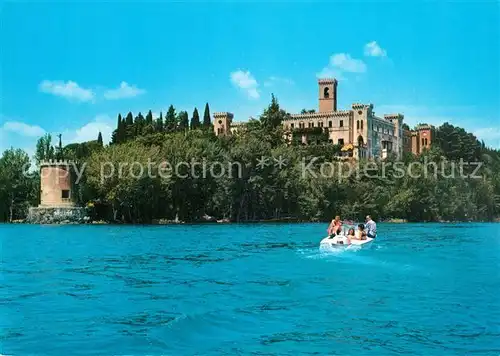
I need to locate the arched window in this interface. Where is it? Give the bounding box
[218,120,223,125]
[324,87,330,98]
[361,121,364,130]
[357,121,360,130]
[358,135,364,146]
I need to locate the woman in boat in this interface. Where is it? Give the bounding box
[355,224,367,240]
[327,215,342,236]
[347,228,356,240]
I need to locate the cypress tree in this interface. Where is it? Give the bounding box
[178,111,189,130]
[134,112,145,136]
[155,112,163,133]
[112,113,124,144]
[190,108,201,130]
[203,103,211,128]
[146,110,153,126]
[97,132,103,146]
[118,116,126,143]
[165,105,177,132]
[125,112,134,139]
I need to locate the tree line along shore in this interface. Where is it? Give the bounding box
[1,96,499,224]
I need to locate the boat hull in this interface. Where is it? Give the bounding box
[319,236,374,250]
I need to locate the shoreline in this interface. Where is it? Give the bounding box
[5,218,500,226]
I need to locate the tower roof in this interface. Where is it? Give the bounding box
[318,78,338,85]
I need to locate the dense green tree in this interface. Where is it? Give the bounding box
[97,132,103,147]
[111,114,125,144]
[203,103,211,129]
[164,105,177,132]
[34,133,55,163]
[0,149,37,222]
[125,112,135,139]
[190,108,201,129]
[155,112,164,133]
[146,110,154,126]
[178,111,189,131]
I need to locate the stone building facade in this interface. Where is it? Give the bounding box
[213,78,430,158]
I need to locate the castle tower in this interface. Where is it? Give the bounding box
[213,112,234,136]
[384,113,404,158]
[39,160,75,207]
[318,78,338,113]
[417,124,432,154]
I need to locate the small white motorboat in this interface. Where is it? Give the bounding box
[319,235,374,250]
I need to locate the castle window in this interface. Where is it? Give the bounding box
[318,121,323,128]
[61,190,70,199]
[425,138,428,146]
[324,87,330,98]
[328,121,332,128]
[309,122,314,128]
[291,123,294,129]
[339,120,343,128]
[358,110,363,115]
[357,121,360,130]
[218,120,222,125]
[338,138,344,146]
[422,138,425,146]
[361,121,364,130]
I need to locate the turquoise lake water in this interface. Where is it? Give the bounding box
[1,223,499,355]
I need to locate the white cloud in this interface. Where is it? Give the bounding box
[39,80,95,102]
[364,41,387,57]
[330,53,367,73]
[2,121,46,137]
[230,70,260,99]
[103,82,146,100]
[317,53,366,80]
[263,76,295,87]
[63,115,114,145]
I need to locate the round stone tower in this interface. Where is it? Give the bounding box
[39,160,75,207]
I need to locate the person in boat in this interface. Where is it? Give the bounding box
[365,215,377,239]
[327,215,342,236]
[328,227,343,239]
[354,224,367,240]
[347,228,356,239]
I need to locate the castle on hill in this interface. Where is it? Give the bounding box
[213,78,432,159]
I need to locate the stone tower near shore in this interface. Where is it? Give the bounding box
[39,160,75,207]
[27,159,87,224]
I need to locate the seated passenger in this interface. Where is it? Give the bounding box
[327,215,342,236]
[329,227,343,239]
[356,224,367,240]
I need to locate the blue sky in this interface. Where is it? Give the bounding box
[1,1,499,155]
